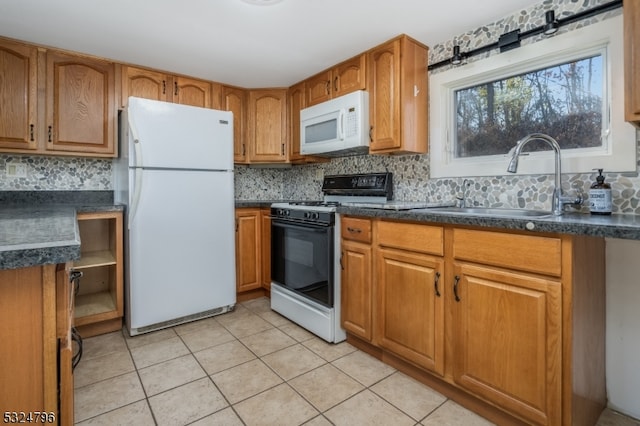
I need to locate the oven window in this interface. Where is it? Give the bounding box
[271,221,333,307]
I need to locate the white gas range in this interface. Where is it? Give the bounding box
[270,172,433,343]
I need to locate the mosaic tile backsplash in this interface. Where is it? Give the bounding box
[2,0,639,215]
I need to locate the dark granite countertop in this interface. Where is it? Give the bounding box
[336,206,640,240]
[235,200,286,208]
[0,191,124,270]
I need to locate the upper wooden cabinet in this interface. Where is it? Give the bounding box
[0,39,38,151]
[288,82,306,162]
[367,35,428,155]
[287,81,329,164]
[223,86,248,164]
[121,67,170,103]
[121,66,216,109]
[46,50,117,156]
[247,89,287,163]
[0,38,117,157]
[306,54,366,107]
[624,0,640,125]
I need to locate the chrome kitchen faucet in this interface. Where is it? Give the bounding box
[507,133,582,216]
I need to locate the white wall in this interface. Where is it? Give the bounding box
[605,238,640,419]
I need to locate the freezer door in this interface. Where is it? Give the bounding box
[127,97,233,170]
[127,169,236,329]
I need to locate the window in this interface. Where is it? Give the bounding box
[429,15,636,178]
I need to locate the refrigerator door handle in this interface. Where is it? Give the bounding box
[129,165,143,229]
[128,113,144,229]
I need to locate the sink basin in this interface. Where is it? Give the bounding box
[411,206,552,218]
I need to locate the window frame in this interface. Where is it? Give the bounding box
[429,15,636,179]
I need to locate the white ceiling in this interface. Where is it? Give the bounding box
[0,0,538,88]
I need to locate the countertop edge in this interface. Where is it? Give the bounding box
[336,206,640,240]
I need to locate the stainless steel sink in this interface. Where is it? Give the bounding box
[411,206,552,218]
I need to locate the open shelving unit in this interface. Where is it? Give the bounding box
[73,211,123,337]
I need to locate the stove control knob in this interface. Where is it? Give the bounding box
[285,210,290,216]
[276,209,284,216]
[303,212,310,219]
[311,212,319,220]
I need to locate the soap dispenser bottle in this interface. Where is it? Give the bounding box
[589,168,612,215]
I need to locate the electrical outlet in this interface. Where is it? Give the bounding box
[315,169,323,180]
[6,164,27,178]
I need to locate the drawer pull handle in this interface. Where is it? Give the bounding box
[29,124,34,141]
[434,272,441,297]
[453,275,461,302]
[162,80,166,94]
[174,81,178,96]
[347,227,362,233]
[48,126,52,143]
[340,251,344,270]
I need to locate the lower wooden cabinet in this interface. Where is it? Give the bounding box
[0,263,74,424]
[341,238,373,341]
[235,207,271,299]
[73,211,123,338]
[376,246,445,374]
[260,209,272,291]
[451,262,562,425]
[340,216,606,426]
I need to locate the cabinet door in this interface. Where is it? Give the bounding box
[0,265,57,414]
[451,262,561,426]
[368,36,427,154]
[376,247,444,374]
[288,82,306,162]
[305,70,332,106]
[235,209,262,292]
[56,264,73,425]
[333,54,366,98]
[341,239,373,341]
[260,208,271,291]
[248,89,287,162]
[223,86,247,163]
[0,39,39,150]
[122,66,171,106]
[625,0,640,123]
[173,76,212,108]
[46,51,116,156]
[368,39,400,152]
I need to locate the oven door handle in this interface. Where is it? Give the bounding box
[271,220,330,232]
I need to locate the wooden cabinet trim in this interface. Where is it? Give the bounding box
[341,216,372,243]
[377,220,443,255]
[452,228,562,277]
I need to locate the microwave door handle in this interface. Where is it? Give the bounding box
[338,109,345,141]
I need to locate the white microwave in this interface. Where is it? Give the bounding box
[300,90,369,157]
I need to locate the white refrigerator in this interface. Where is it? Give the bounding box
[114,97,236,336]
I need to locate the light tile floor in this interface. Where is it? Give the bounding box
[74,297,640,426]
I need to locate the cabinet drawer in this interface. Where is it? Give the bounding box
[341,217,372,243]
[377,221,443,256]
[453,229,562,277]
